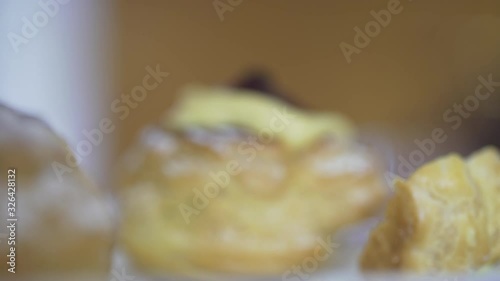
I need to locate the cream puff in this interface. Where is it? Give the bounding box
[117,85,387,275]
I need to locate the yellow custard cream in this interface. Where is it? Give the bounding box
[164,85,355,149]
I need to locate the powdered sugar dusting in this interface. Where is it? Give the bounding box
[140,126,178,154]
[313,152,371,176]
[183,126,244,154]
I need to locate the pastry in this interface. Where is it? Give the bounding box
[0,104,113,279]
[360,146,500,272]
[468,147,500,263]
[117,85,387,275]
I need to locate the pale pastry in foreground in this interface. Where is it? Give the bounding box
[117,86,387,275]
[0,105,113,278]
[360,146,500,272]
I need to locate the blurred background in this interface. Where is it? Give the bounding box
[1,0,500,186]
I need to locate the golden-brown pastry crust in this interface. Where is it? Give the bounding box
[467,147,500,263]
[360,147,500,272]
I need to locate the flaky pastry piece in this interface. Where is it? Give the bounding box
[0,105,113,279]
[361,146,500,273]
[468,147,500,262]
[117,86,387,275]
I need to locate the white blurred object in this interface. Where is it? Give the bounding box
[0,0,115,187]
